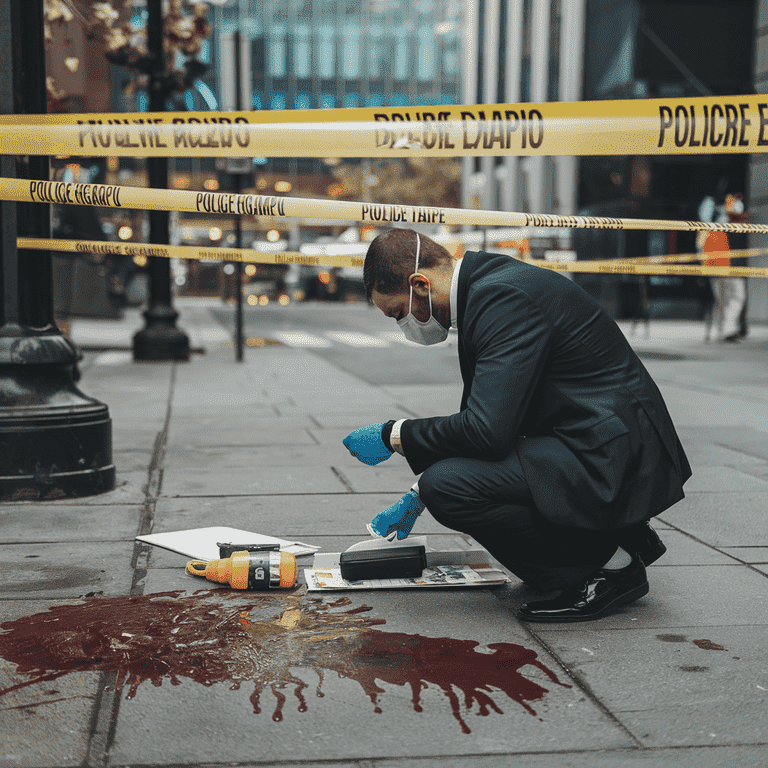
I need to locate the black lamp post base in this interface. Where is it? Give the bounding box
[132,306,191,362]
[0,364,115,501]
[0,466,116,502]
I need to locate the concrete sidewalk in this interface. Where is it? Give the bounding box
[1,299,767,768]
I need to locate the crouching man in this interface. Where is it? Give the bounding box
[343,228,691,622]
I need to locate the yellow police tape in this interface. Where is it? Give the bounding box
[530,260,767,278]
[17,237,364,268]
[17,237,768,278]
[3,95,768,157]
[605,247,768,264]
[5,176,768,235]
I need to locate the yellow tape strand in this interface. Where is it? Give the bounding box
[529,260,767,278]
[17,237,768,278]
[3,95,768,157]
[603,247,768,264]
[6,177,768,235]
[17,237,364,268]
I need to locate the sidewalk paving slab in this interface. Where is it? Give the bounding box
[529,625,768,747]
[530,564,767,630]
[159,464,351,497]
[150,494,454,537]
[0,542,136,600]
[106,586,634,765]
[2,306,767,767]
[1,653,99,768]
[660,493,768,546]
[0,504,141,543]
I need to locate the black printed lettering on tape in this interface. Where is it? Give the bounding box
[658,103,755,149]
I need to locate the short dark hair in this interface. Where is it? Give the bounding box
[363,228,453,299]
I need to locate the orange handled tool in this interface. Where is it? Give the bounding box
[186,543,297,589]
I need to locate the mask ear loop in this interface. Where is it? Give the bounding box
[408,233,430,317]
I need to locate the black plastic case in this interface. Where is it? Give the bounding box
[339,544,427,581]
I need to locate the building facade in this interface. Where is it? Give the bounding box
[749,0,768,323]
[212,0,464,181]
[577,0,757,319]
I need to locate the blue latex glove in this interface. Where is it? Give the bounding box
[368,490,426,540]
[342,423,393,466]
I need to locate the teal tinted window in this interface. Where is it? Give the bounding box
[318,27,335,78]
[269,27,286,77]
[294,26,311,77]
[417,26,433,80]
[394,29,408,79]
[343,26,360,77]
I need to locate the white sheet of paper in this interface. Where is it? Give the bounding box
[136,526,319,560]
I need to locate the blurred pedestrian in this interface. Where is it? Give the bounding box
[343,229,691,623]
[698,195,747,343]
[697,229,745,343]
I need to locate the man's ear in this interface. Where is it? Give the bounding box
[408,272,431,297]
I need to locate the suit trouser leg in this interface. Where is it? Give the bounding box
[418,451,618,592]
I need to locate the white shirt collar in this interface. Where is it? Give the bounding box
[449,256,463,330]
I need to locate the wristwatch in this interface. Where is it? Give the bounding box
[381,419,406,455]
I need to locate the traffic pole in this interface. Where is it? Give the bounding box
[132,0,190,362]
[234,30,245,364]
[0,0,114,500]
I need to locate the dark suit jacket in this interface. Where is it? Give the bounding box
[400,252,692,530]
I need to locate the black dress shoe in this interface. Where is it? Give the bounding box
[517,556,649,623]
[617,521,666,566]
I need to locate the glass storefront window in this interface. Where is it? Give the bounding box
[394,29,408,80]
[317,27,335,79]
[417,25,433,80]
[294,25,311,77]
[343,25,360,77]
[268,26,286,77]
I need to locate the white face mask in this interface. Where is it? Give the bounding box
[397,233,449,345]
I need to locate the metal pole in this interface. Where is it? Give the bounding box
[461,0,479,223]
[0,0,114,499]
[529,0,551,216]
[132,0,190,361]
[501,0,524,213]
[557,0,586,244]
[234,30,244,363]
[481,0,500,212]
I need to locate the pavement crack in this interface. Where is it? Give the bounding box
[520,623,647,749]
[490,586,645,748]
[655,517,768,579]
[84,363,178,768]
[330,465,355,493]
[713,441,768,462]
[395,402,420,418]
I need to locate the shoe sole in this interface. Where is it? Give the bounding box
[517,580,650,623]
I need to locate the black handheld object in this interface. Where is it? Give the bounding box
[340,544,427,581]
[217,542,280,558]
